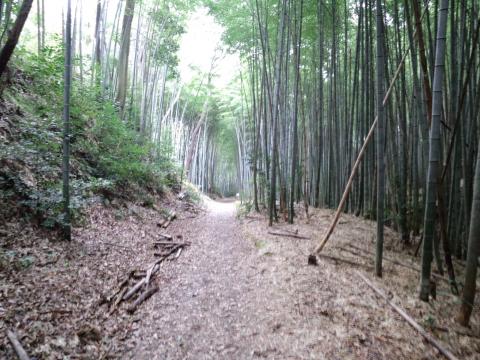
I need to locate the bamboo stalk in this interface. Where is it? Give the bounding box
[312,7,427,256]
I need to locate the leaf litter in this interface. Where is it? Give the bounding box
[1,197,479,359]
[0,193,197,359]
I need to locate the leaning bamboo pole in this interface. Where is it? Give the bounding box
[312,7,428,256]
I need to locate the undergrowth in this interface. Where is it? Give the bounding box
[236,200,252,218]
[0,42,179,230]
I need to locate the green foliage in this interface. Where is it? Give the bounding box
[2,40,180,230]
[236,200,253,218]
[254,240,266,249]
[182,181,202,204]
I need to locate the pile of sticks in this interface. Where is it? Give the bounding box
[107,233,190,315]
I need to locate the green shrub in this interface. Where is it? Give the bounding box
[182,181,201,204]
[236,201,252,218]
[2,42,181,229]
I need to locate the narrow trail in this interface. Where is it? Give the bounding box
[129,198,461,359]
[131,198,267,358]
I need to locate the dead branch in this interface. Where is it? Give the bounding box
[346,243,450,285]
[127,287,159,314]
[154,241,190,247]
[99,241,132,249]
[123,278,146,301]
[109,287,128,316]
[272,227,299,234]
[268,231,310,240]
[145,261,163,286]
[356,271,459,360]
[107,278,129,303]
[131,270,146,279]
[118,240,186,309]
[6,330,30,360]
[317,253,373,270]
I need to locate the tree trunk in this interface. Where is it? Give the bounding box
[268,0,287,226]
[0,0,34,78]
[457,135,480,326]
[62,0,73,241]
[289,0,303,224]
[116,0,135,115]
[420,0,449,302]
[375,0,386,278]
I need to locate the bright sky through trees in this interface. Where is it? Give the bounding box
[26,2,239,89]
[178,7,240,88]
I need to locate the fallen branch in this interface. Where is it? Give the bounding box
[109,287,128,315]
[108,278,129,303]
[346,243,450,285]
[6,330,30,360]
[118,241,187,310]
[154,241,190,247]
[356,271,459,360]
[99,241,132,249]
[268,231,310,240]
[272,227,299,234]
[123,278,146,301]
[316,253,373,270]
[339,246,387,267]
[145,263,156,286]
[127,287,159,314]
[131,270,146,279]
[158,234,173,241]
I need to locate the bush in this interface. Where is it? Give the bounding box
[182,181,202,204]
[1,43,181,229]
[236,201,253,218]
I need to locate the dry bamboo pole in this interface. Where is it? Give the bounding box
[345,243,450,285]
[311,8,428,256]
[357,271,459,360]
[6,331,30,360]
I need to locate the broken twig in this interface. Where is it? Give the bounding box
[123,278,146,301]
[127,287,159,314]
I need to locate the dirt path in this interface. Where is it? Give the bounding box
[129,199,477,359]
[131,198,269,358]
[2,196,477,359]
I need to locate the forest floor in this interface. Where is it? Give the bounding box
[130,198,480,359]
[1,196,480,359]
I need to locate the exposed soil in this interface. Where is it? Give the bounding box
[2,197,479,359]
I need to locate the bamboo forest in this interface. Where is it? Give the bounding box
[1,0,480,358]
